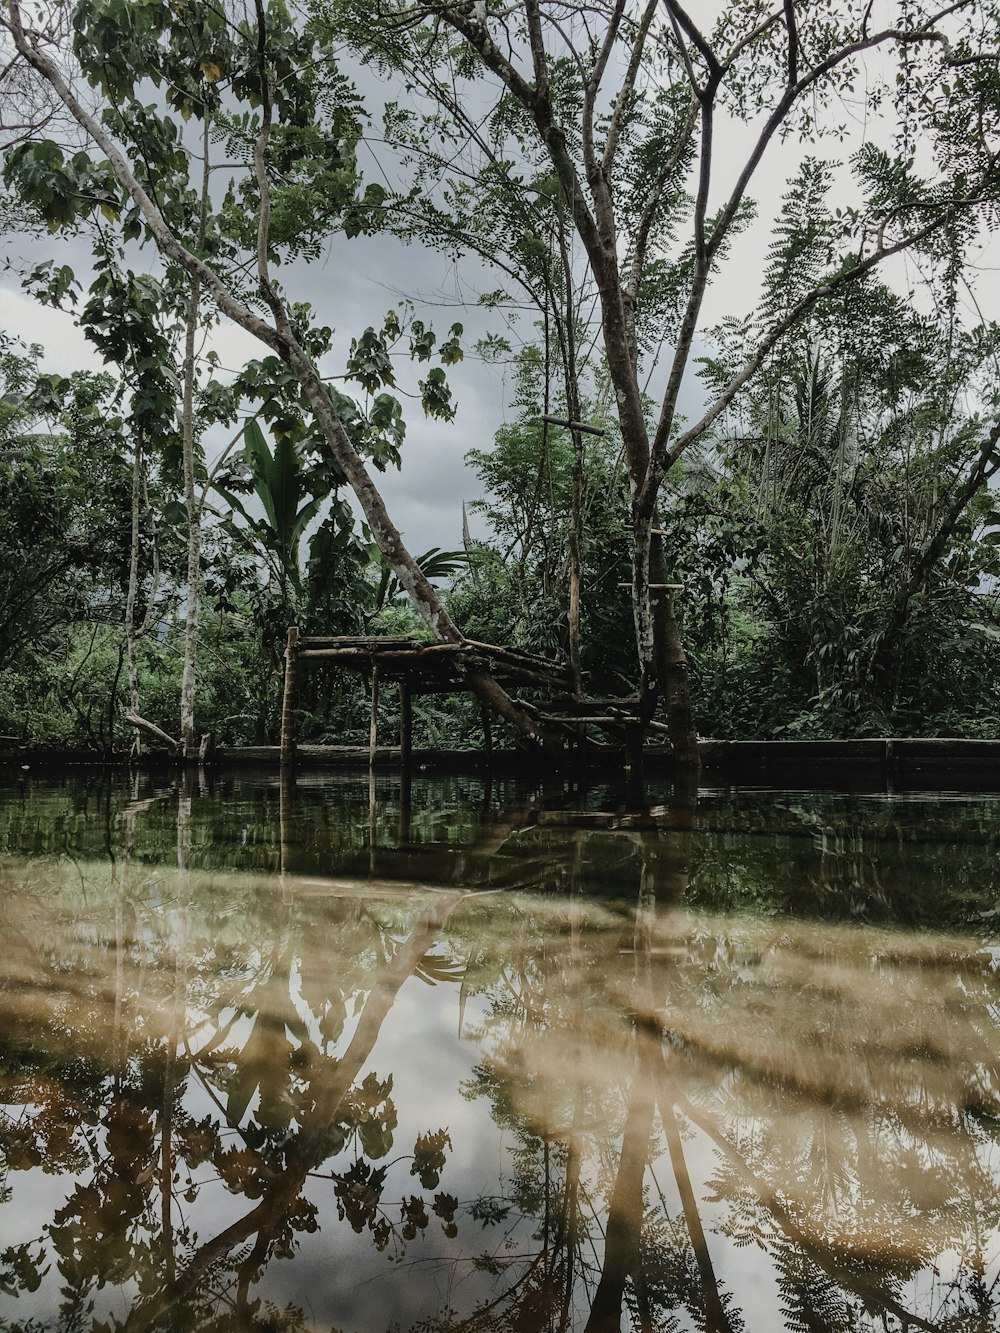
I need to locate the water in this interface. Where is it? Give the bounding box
[1,768,999,1331]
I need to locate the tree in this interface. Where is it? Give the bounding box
[456,341,635,688]
[678,180,1000,736]
[316,0,1000,761]
[0,337,132,682]
[0,0,551,749]
[8,165,234,756]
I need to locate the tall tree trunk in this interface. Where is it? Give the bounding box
[631,505,657,720]
[178,272,201,759]
[554,201,584,695]
[178,120,212,759]
[124,435,143,755]
[650,534,699,766]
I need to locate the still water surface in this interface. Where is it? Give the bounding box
[1,770,999,1331]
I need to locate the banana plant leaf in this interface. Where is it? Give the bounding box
[213,418,328,596]
[372,545,470,612]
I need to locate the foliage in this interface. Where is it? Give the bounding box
[4,2,1000,748]
[0,340,133,675]
[312,0,1000,750]
[456,343,635,686]
[675,241,1000,737]
[215,418,332,611]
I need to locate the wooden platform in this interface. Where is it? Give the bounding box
[280,630,652,764]
[293,634,576,692]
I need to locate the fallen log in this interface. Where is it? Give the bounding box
[123,710,179,753]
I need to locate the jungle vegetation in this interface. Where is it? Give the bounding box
[1,0,999,753]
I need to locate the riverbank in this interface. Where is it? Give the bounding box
[3,736,1000,788]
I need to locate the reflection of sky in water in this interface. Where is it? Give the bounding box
[0,772,999,1330]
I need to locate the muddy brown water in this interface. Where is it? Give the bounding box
[1,769,999,1331]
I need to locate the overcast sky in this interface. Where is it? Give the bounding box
[0,209,714,555]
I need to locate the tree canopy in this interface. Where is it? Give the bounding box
[1,0,999,753]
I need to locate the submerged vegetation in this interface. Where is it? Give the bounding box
[1,1,1000,750]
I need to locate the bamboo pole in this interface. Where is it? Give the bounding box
[462,639,572,667]
[298,642,464,660]
[299,635,415,647]
[540,414,606,437]
[280,626,299,767]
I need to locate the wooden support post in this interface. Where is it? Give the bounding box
[399,680,412,772]
[280,626,299,767]
[369,664,380,769]
[279,764,295,902]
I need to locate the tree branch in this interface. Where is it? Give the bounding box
[660,208,978,478]
[720,10,783,70]
[782,0,798,86]
[431,5,601,259]
[523,0,549,98]
[626,92,698,303]
[705,10,972,274]
[600,0,656,174]
[661,0,722,80]
[123,709,180,753]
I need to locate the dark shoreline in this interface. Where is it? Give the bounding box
[3,736,1000,790]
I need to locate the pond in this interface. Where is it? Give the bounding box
[0,768,998,1332]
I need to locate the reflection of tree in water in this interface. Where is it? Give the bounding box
[687,792,1000,931]
[393,818,1000,1333]
[0,786,999,1331]
[0,800,476,1329]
